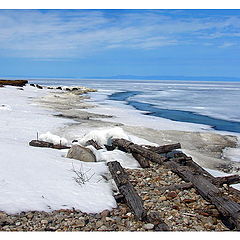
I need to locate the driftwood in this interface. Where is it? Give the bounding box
[107,161,169,229]
[0,80,28,87]
[29,140,70,150]
[107,161,147,220]
[112,138,240,230]
[112,138,167,164]
[132,152,150,168]
[86,139,103,150]
[146,212,170,231]
[142,143,181,154]
[104,145,116,151]
[165,160,240,230]
[213,175,240,187]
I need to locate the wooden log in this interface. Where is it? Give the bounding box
[104,145,116,151]
[146,212,170,231]
[114,194,125,203]
[213,175,240,186]
[29,140,54,148]
[29,140,70,149]
[36,84,43,89]
[107,161,147,220]
[142,143,181,154]
[165,160,240,230]
[0,80,28,87]
[132,152,150,168]
[112,139,167,164]
[86,139,103,150]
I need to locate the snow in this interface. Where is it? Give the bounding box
[223,147,240,163]
[78,127,131,146]
[0,86,117,214]
[204,167,240,191]
[39,131,69,146]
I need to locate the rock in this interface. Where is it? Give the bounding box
[159,196,167,201]
[96,221,104,228]
[41,220,49,224]
[183,198,195,203]
[66,145,96,162]
[98,225,108,231]
[100,210,110,217]
[105,217,114,222]
[76,219,85,227]
[15,222,21,226]
[143,223,154,230]
[166,191,178,199]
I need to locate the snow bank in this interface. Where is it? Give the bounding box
[39,131,69,146]
[0,86,116,214]
[78,127,131,146]
[88,146,140,169]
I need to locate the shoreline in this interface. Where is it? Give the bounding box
[37,85,240,174]
[0,83,240,231]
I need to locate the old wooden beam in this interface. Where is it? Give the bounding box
[213,175,240,187]
[132,152,150,168]
[86,139,103,150]
[29,140,70,150]
[112,138,167,164]
[107,161,147,220]
[165,160,240,230]
[0,80,28,87]
[146,212,170,231]
[142,143,181,154]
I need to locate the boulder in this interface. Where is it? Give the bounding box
[66,145,96,162]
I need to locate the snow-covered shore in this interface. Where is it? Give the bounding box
[1,84,240,215]
[0,85,118,214]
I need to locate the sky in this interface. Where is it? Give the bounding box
[0,9,240,79]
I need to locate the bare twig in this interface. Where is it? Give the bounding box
[71,163,95,186]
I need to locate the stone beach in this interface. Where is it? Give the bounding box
[0,83,239,231]
[0,161,232,231]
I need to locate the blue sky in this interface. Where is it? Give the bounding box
[0,9,240,79]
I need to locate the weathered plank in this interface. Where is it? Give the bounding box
[112,138,167,164]
[29,140,70,150]
[142,143,181,154]
[107,161,147,220]
[146,212,170,231]
[132,152,150,168]
[214,175,240,187]
[86,139,103,150]
[165,160,240,230]
[0,80,28,87]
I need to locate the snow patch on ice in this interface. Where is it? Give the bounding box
[223,147,240,162]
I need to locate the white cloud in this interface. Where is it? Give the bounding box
[0,10,239,58]
[219,42,236,48]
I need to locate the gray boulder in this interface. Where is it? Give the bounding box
[66,145,96,162]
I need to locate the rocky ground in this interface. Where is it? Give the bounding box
[0,161,232,232]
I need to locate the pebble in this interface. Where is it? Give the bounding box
[143,223,155,230]
[100,210,110,217]
[159,196,167,201]
[41,220,49,224]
